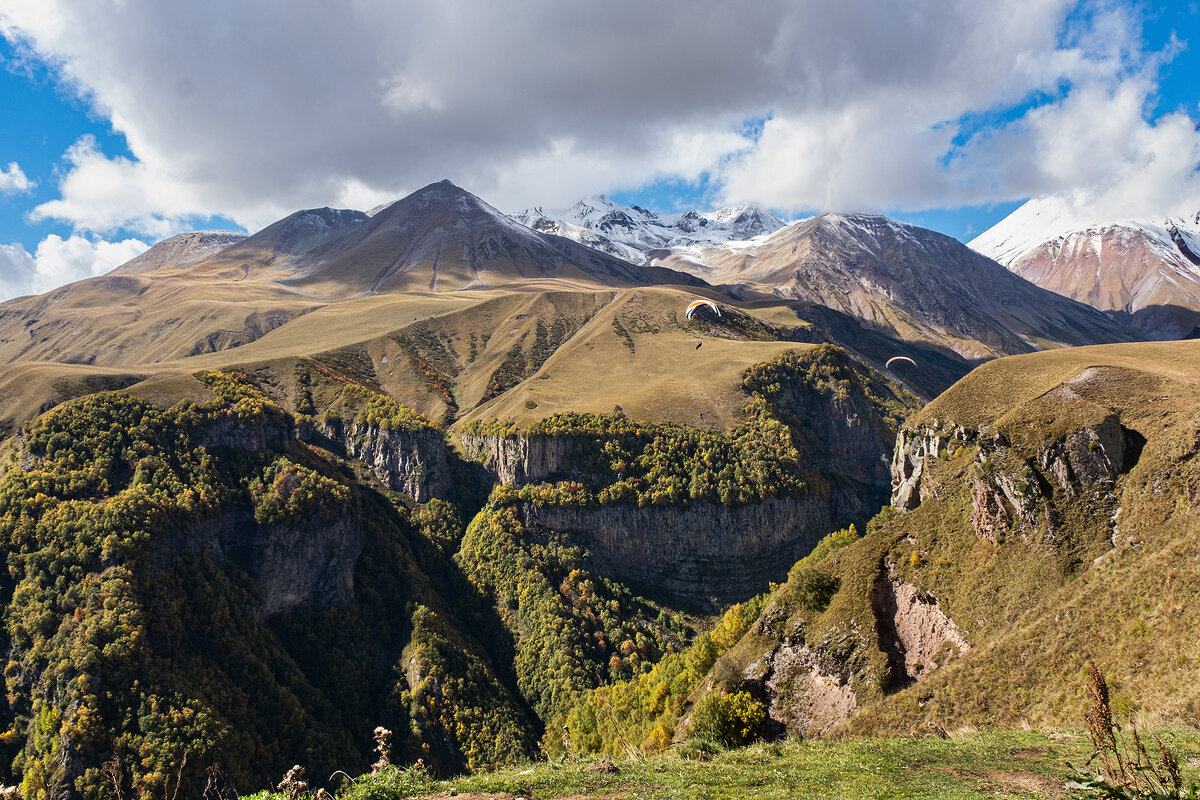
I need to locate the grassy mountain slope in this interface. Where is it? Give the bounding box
[0,284,953,437]
[677,340,1200,746]
[653,213,1138,362]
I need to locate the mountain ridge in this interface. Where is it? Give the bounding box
[511,195,787,262]
[648,210,1139,361]
[970,196,1200,339]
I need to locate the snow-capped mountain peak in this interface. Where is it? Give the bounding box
[511,196,787,262]
[970,196,1200,340]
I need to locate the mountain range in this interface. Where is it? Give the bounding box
[0,182,1141,415]
[511,196,785,262]
[0,178,1197,798]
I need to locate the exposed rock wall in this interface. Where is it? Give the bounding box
[176,511,365,620]
[196,412,294,452]
[315,420,450,502]
[254,516,364,618]
[890,422,971,511]
[892,412,1142,545]
[870,578,969,686]
[522,489,865,606]
[744,640,858,738]
[459,433,576,485]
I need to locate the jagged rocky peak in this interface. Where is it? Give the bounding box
[511,195,788,258]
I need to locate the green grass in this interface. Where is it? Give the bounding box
[244,729,1200,799]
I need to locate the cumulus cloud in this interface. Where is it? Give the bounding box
[0,0,1196,231]
[0,162,34,195]
[0,235,147,300]
[0,242,36,298]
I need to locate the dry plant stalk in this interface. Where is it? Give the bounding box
[371,726,392,774]
[100,754,126,800]
[1074,660,1188,799]
[277,764,309,799]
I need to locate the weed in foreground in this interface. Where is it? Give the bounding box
[1068,661,1198,799]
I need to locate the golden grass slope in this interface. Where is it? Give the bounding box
[0,284,834,435]
[726,339,1200,737]
[913,339,1200,431]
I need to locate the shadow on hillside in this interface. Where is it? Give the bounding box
[1109,303,1200,341]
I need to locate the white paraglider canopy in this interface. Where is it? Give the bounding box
[685,299,721,319]
[885,356,916,368]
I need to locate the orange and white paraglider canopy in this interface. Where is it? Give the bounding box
[685,299,721,319]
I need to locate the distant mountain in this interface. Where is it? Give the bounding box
[291,181,702,295]
[970,197,1200,340]
[0,181,705,368]
[512,196,786,262]
[648,211,1138,361]
[111,230,248,275]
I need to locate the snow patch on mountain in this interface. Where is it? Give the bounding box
[511,195,786,262]
[969,196,1200,271]
[970,196,1200,339]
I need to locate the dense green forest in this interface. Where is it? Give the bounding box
[0,374,525,798]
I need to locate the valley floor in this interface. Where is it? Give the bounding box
[247,729,1200,800]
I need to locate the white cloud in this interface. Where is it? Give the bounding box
[27,136,217,238]
[0,0,1196,232]
[0,235,147,300]
[0,162,34,195]
[0,242,36,298]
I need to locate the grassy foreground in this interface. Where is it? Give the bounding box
[246,729,1200,800]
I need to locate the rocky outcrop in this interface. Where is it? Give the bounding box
[254,516,364,618]
[175,511,365,620]
[870,578,969,686]
[196,412,293,452]
[744,640,858,738]
[890,422,971,511]
[892,411,1142,546]
[459,433,575,485]
[1036,413,1133,499]
[316,420,450,502]
[523,489,865,606]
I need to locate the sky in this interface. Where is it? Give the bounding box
[0,0,1198,301]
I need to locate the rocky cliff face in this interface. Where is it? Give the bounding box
[174,510,365,620]
[198,411,294,452]
[459,433,576,485]
[321,420,450,502]
[254,516,365,618]
[522,491,863,606]
[869,577,969,688]
[891,405,1142,547]
[890,423,972,511]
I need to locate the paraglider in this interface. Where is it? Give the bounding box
[886,356,916,368]
[685,299,721,320]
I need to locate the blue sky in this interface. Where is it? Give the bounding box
[1,0,1198,298]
